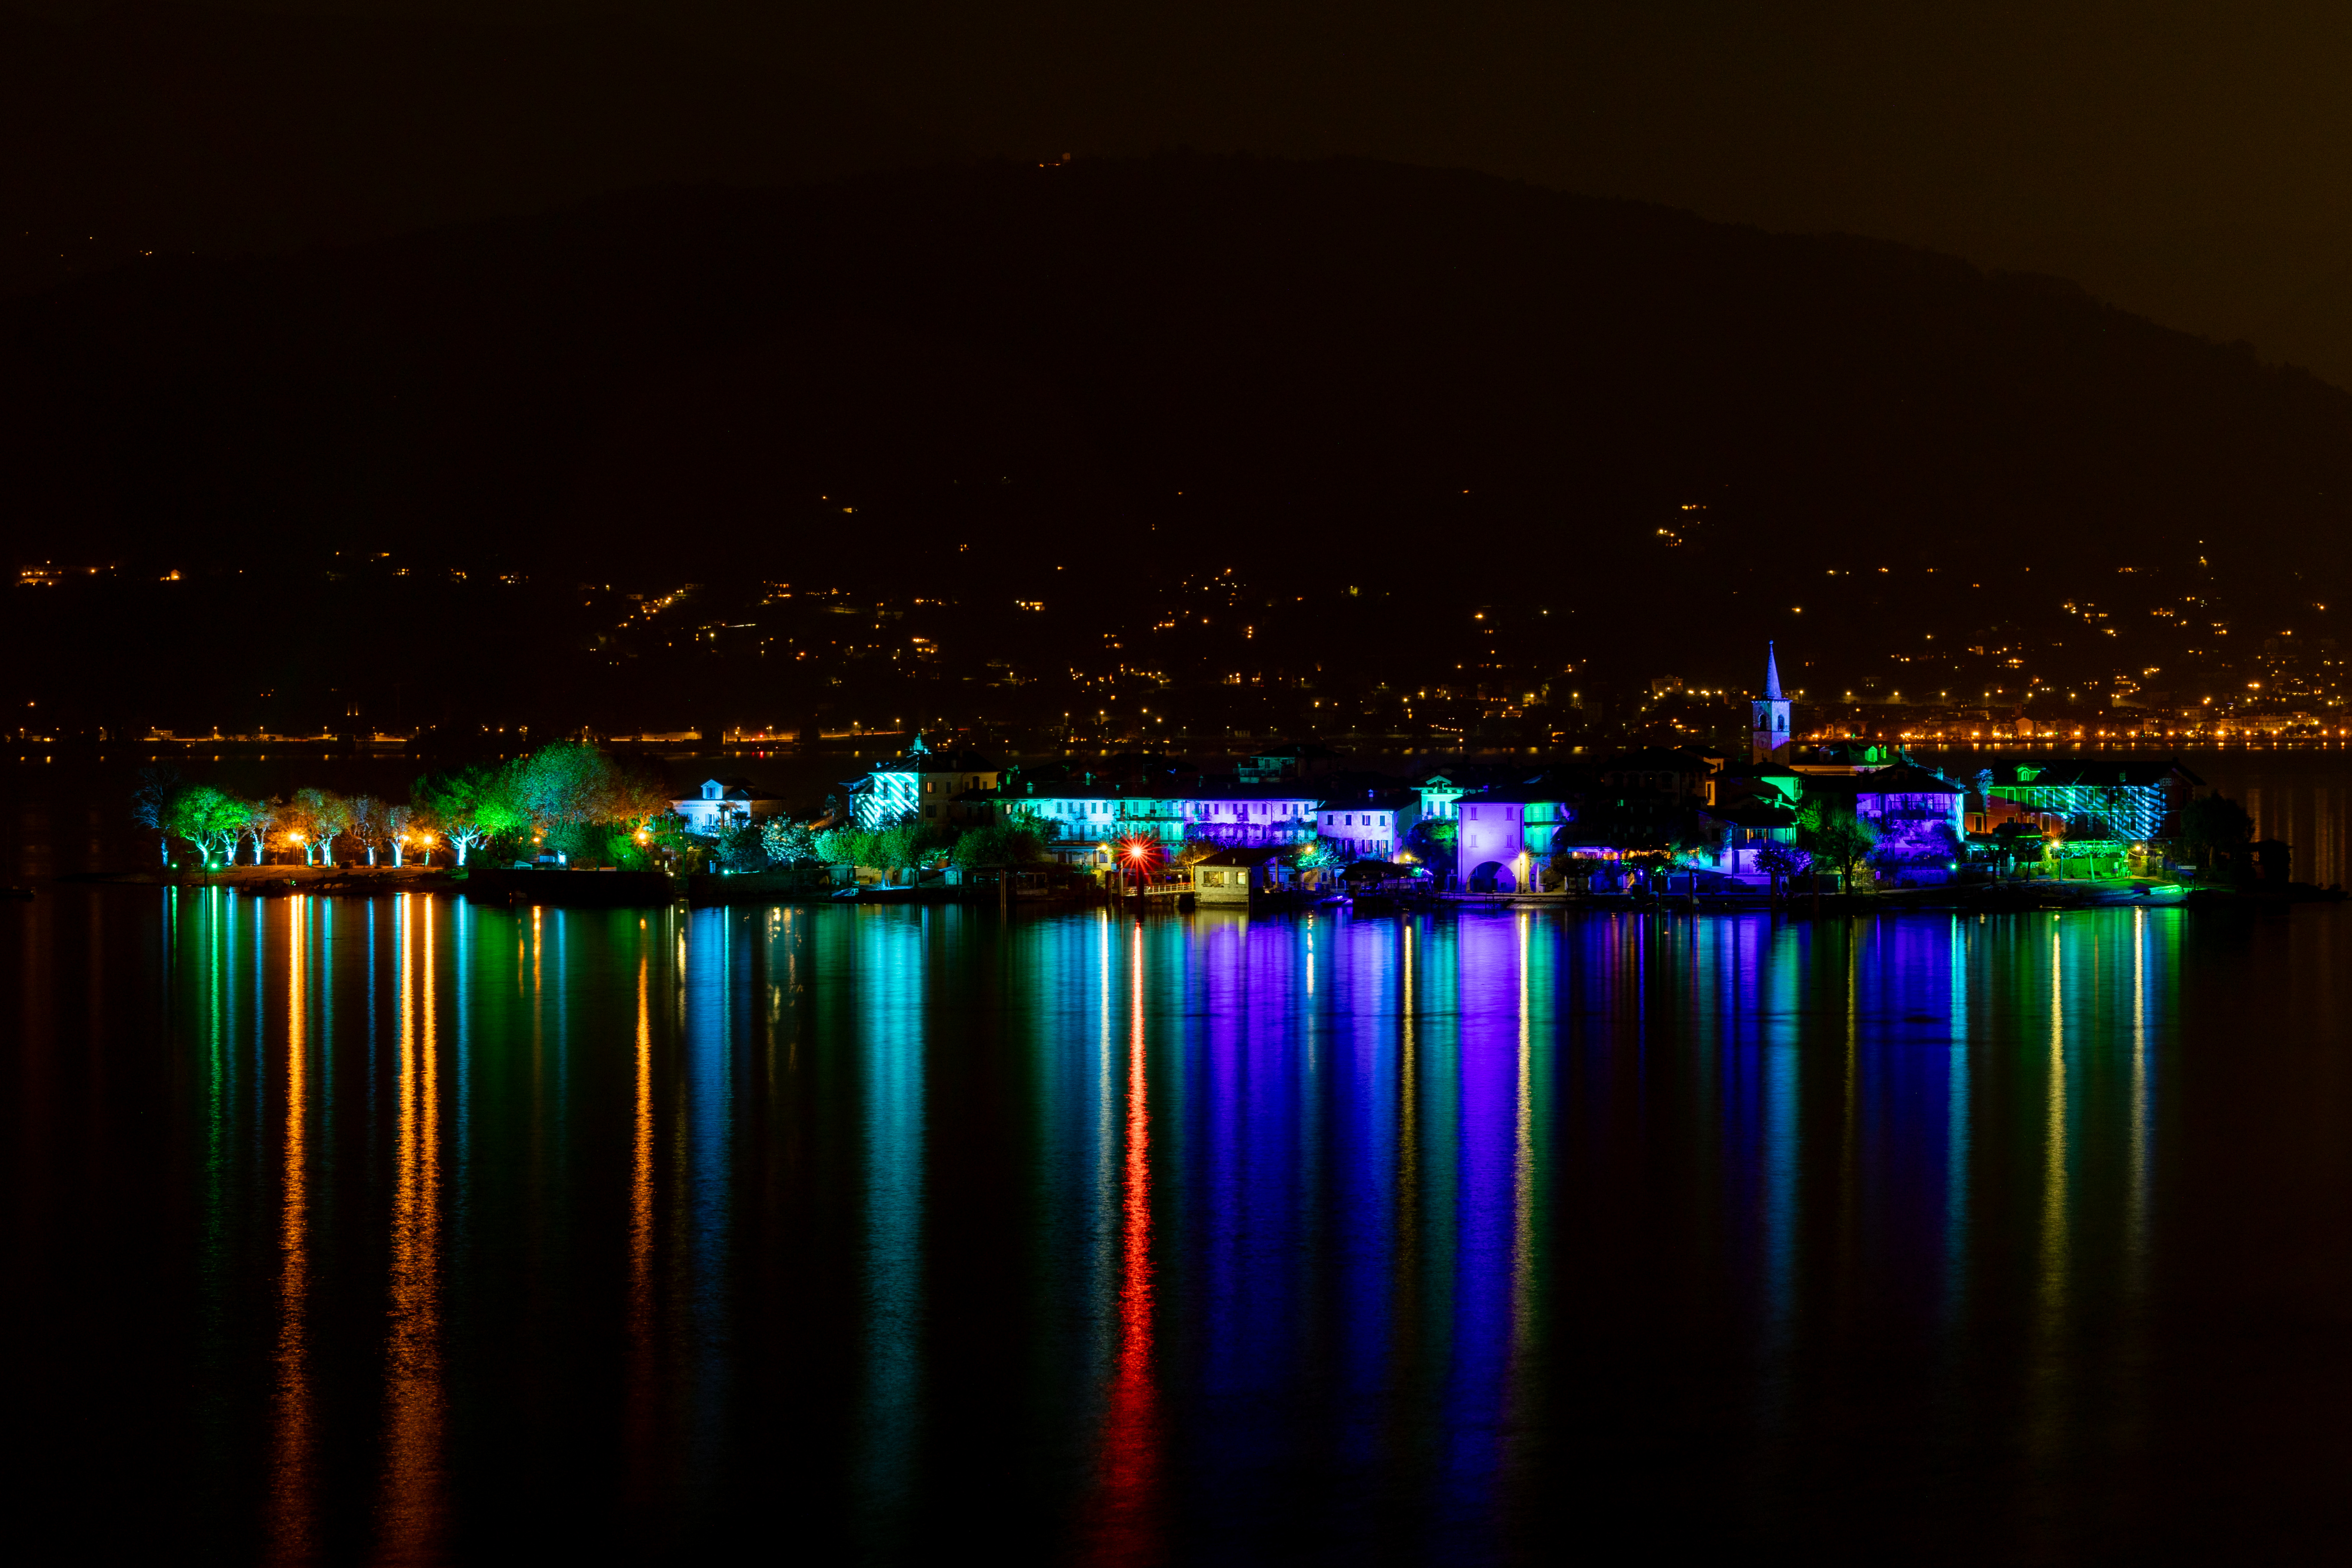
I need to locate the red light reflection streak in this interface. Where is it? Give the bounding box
[1086,922,1162,1562]
[266,898,312,1565]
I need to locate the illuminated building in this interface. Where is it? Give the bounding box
[1969,760,2201,842]
[1190,846,1294,904]
[848,733,1005,830]
[670,778,785,835]
[1750,641,1793,763]
[1314,788,1420,859]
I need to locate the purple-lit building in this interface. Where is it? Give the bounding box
[1804,763,1966,879]
[1190,786,1324,847]
[1455,784,1578,892]
[983,774,1322,866]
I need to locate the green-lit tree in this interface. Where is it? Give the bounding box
[713,820,769,873]
[166,784,247,866]
[509,741,671,836]
[762,818,823,865]
[950,812,1049,868]
[414,764,526,867]
[1298,836,1354,868]
[813,824,873,867]
[872,821,925,870]
[598,825,654,871]
[649,811,703,872]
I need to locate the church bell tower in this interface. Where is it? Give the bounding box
[1751,643,1792,764]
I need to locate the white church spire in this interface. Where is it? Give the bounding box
[1751,643,1792,764]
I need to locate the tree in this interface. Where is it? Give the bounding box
[166,784,246,866]
[130,766,186,867]
[1298,836,1354,868]
[1871,820,1963,878]
[762,818,823,865]
[384,802,423,867]
[414,764,526,867]
[346,794,392,865]
[714,820,770,873]
[872,821,925,870]
[649,811,703,872]
[269,810,314,864]
[236,799,279,865]
[950,813,1049,868]
[1570,791,1718,894]
[813,824,873,867]
[1797,798,1878,894]
[1755,842,1811,903]
[509,741,670,834]
[1403,817,1456,866]
[1175,837,1222,867]
[2182,793,2254,873]
[598,825,654,871]
[288,787,351,866]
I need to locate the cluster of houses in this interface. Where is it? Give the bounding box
[678,646,2201,894]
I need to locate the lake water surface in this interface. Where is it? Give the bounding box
[8,891,2352,1563]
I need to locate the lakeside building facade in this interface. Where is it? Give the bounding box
[1192,846,1295,904]
[986,776,1323,867]
[823,648,2199,888]
[1971,759,2200,843]
[848,734,1005,830]
[671,778,785,834]
[1801,764,1968,872]
[1456,785,1584,892]
[1316,788,1421,859]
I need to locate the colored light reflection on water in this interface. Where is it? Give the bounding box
[9,893,2352,1561]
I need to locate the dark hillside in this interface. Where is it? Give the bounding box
[6,152,2348,734]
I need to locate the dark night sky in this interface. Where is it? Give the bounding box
[14,2,2352,381]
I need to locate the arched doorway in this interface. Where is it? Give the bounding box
[1468,861,1515,893]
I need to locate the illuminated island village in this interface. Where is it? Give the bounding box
[90,643,2298,910]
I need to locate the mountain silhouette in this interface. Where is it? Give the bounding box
[5,152,2346,730]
